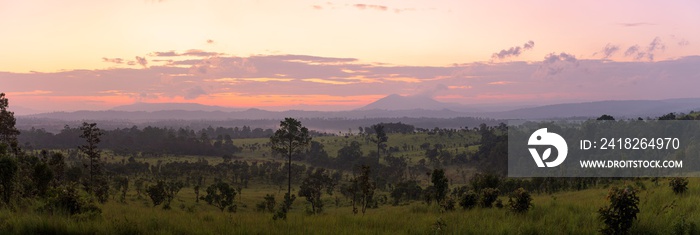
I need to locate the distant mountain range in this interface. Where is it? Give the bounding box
[16,95,700,121]
[111,102,243,112]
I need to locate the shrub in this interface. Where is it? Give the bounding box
[459,190,478,210]
[508,188,532,213]
[669,177,689,195]
[480,188,499,208]
[441,196,456,211]
[41,185,101,216]
[598,186,639,235]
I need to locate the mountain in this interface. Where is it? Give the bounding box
[18,98,700,122]
[10,106,44,116]
[110,102,242,112]
[488,98,700,119]
[358,94,458,110]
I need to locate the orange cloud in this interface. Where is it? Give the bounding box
[5,90,53,96]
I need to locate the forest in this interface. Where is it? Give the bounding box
[2,92,700,234]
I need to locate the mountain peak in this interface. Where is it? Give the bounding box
[359,94,455,111]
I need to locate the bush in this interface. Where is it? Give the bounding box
[508,188,532,213]
[41,185,101,216]
[480,188,499,208]
[669,177,689,195]
[459,190,478,210]
[441,196,456,211]
[598,186,639,235]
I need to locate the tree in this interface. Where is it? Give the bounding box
[369,124,388,160]
[336,141,363,167]
[78,122,104,195]
[146,181,167,207]
[597,114,615,121]
[431,169,449,204]
[669,177,689,195]
[599,186,639,235]
[508,188,532,213]
[357,165,376,215]
[298,168,333,214]
[32,161,54,197]
[269,118,311,210]
[202,181,237,212]
[0,156,18,205]
[163,181,184,209]
[0,93,20,153]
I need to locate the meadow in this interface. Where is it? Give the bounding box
[3,121,700,235]
[1,177,698,234]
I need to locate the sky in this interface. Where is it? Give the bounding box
[1,0,700,113]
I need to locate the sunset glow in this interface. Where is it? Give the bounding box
[2,0,700,113]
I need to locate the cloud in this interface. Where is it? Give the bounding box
[487,81,514,85]
[135,56,148,68]
[184,86,207,100]
[599,44,620,59]
[537,52,578,76]
[182,49,221,57]
[678,39,690,46]
[206,39,214,44]
[5,51,700,111]
[6,90,53,96]
[543,52,577,64]
[312,5,323,10]
[618,22,654,27]
[102,57,124,64]
[353,4,388,11]
[151,49,221,57]
[151,51,179,57]
[623,37,666,61]
[646,37,665,61]
[492,40,535,60]
[624,45,641,57]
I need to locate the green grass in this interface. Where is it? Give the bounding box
[2,179,699,234]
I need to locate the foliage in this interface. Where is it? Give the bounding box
[0,93,20,153]
[459,190,478,210]
[146,181,167,207]
[32,161,54,197]
[269,117,311,208]
[597,114,616,121]
[113,176,129,203]
[669,177,689,195]
[390,181,423,205]
[508,188,532,213]
[41,184,101,216]
[298,168,334,214]
[357,165,376,215]
[431,169,449,204]
[0,155,18,205]
[273,193,296,220]
[369,124,388,159]
[598,186,640,235]
[78,122,104,197]
[202,181,236,212]
[256,194,276,213]
[480,188,500,208]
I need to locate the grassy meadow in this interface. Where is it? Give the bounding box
[3,132,700,234]
[1,178,699,234]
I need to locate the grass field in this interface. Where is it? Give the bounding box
[1,178,698,234]
[6,131,700,234]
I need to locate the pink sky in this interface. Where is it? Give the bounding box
[1,0,699,112]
